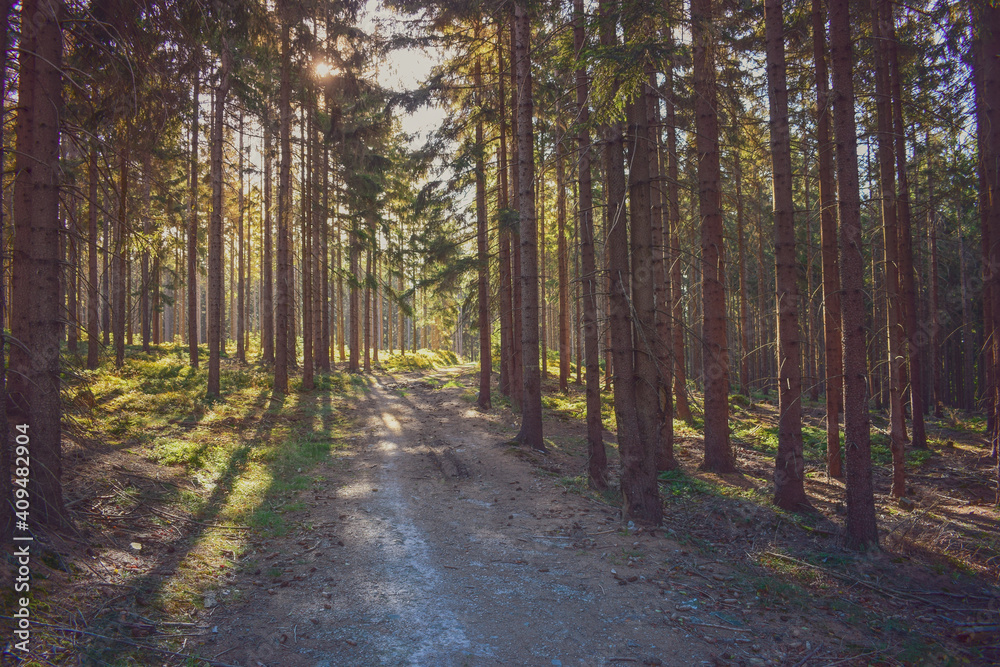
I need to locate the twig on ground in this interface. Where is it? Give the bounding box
[0,617,239,667]
[687,621,751,633]
[791,644,824,667]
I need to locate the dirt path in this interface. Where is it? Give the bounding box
[207,369,719,667]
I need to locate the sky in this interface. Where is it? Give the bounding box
[360,0,448,144]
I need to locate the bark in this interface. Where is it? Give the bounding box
[692,0,733,472]
[320,136,331,371]
[303,107,315,390]
[813,0,843,477]
[88,147,100,369]
[9,0,66,526]
[237,108,246,363]
[141,155,151,352]
[510,18,524,410]
[476,54,491,409]
[981,7,1000,488]
[626,77,662,473]
[113,142,128,369]
[262,112,275,364]
[557,135,570,394]
[647,69,675,472]
[513,1,543,450]
[766,0,810,511]
[498,27,513,398]
[312,106,324,374]
[886,4,925,448]
[275,18,292,394]
[601,0,661,525]
[207,43,232,397]
[349,219,360,372]
[734,149,750,398]
[872,0,905,498]
[665,41,691,423]
[926,135,941,418]
[829,0,879,548]
[67,198,78,353]
[188,72,200,368]
[574,0,607,490]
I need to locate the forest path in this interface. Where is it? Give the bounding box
[208,367,714,667]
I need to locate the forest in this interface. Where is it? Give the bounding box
[1,0,999,664]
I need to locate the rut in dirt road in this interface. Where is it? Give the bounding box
[212,371,711,667]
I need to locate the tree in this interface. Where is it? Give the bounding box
[475,52,491,410]
[9,0,67,526]
[812,0,842,478]
[766,0,810,512]
[573,0,607,490]
[600,0,661,524]
[207,42,233,397]
[692,0,733,473]
[513,1,544,451]
[188,71,201,369]
[274,13,293,394]
[829,0,878,548]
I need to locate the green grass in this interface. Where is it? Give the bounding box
[379,348,459,372]
[62,340,354,636]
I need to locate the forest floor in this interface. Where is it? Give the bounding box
[2,347,999,666]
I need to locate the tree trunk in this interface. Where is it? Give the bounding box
[303,107,315,390]
[113,142,128,368]
[475,53,491,409]
[207,44,231,397]
[237,108,246,363]
[513,1,543,450]
[557,134,570,394]
[647,68,675,472]
[9,0,66,526]
[813,0,843,478]
[692,0,733,473]
[498,27,513,397]
[262,112,275,364]
[510,18,524,411]
[829,0,879,548]
[275,19,292,394]
[665,39,692,423]
[141,154,151,352]
[88,146,100,369]
[601,0,661,525]
[766,0,810,511]
[188,72,200,368]
[574,0,607,490]
[872,0,906,498]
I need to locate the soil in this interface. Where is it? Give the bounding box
[6,364,1000,666]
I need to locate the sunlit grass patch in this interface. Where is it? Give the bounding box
[380,348,459,372]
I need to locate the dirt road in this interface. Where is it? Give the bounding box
[208,369,720,666]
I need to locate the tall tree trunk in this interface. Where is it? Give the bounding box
[647,68,675,472]
[311,106,324,375]
[207,44,231,397]
[188,72,200,368]
[766,0,810,511]
[872,0,906,498]
[601,0,661,525]
[513,1,543,450]
[275,18,292,394]
[320,137,331,371]
[813,0,843,478]
[67,197,78,353]
[303,107,315,390]
[349,218,360,372]
[262,112,275,364]
[829,0,879,548]
[498,27,513,397]
[475,53,491,409]
[692,0,733,472]
[9,0,66,526]
[574,0,607,490]
[510,18,524,411]
[979,5,1000,494]
[88,146,100,369]
[926,135,942,418]
[557,134,570,394]
[0,0,13,539]
[665,34,691,423]
[734,148,750,398]
[886,5,926,448]
[113,141,128,368]
[626,71,663,476]
[237,108,246,363]
[141,154,151,352]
